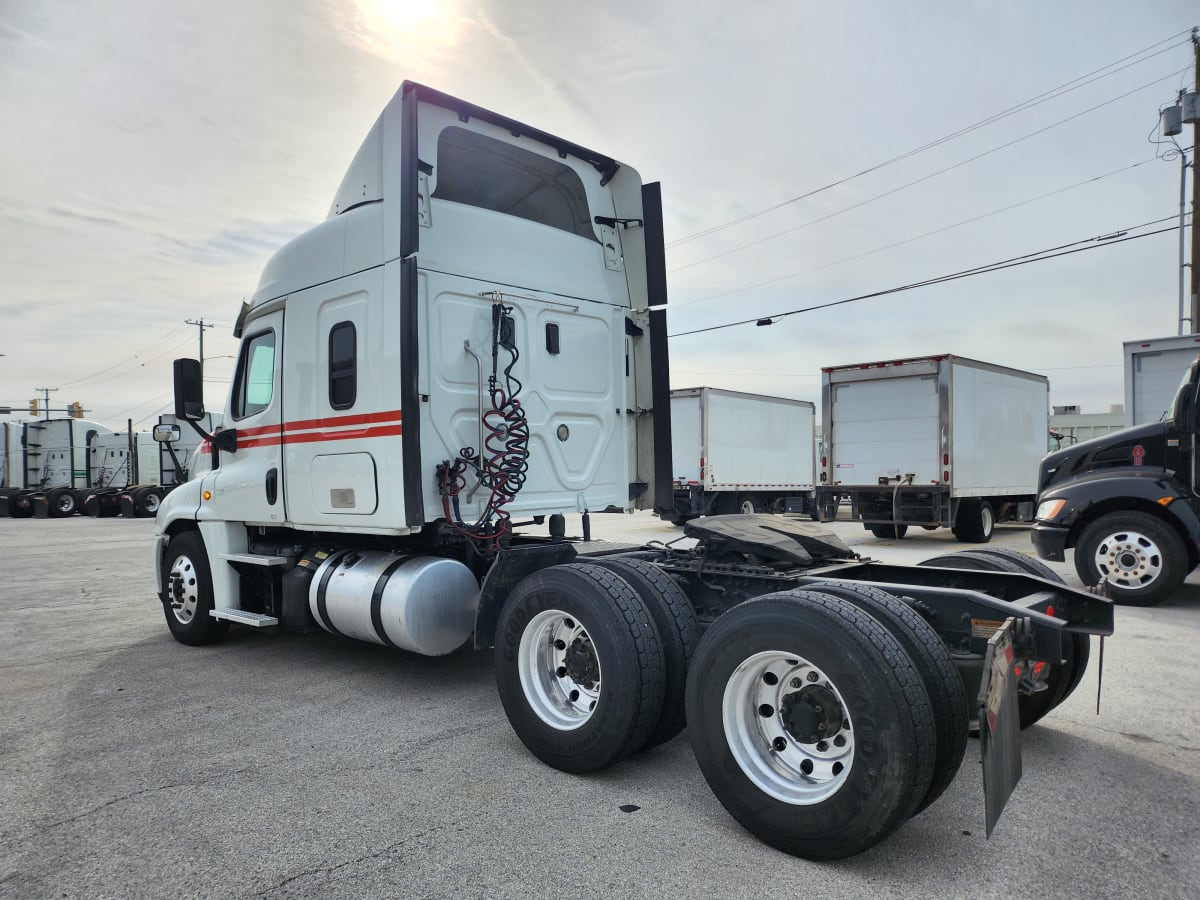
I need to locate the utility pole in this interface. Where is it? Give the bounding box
[1190,27,1200,334]
[185,318,215,378]
[34,387,58,419]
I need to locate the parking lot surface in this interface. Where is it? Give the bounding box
[1,513,1197,898]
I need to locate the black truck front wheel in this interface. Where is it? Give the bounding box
[494,563,665,774]
[686,590,936,860]
[1074,511,1188,606]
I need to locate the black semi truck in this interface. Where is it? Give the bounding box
[1033,357,1200,605]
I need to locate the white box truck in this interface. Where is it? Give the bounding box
[149,81,1111,860]
[1123,334,1200,427]
[667,387,815,522]
[816,355,1048,542]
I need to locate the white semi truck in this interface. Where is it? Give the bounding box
[667,387,815,522]
[1123,334,1200,427]
[816,355,1049,542]
[152,81,1112,860]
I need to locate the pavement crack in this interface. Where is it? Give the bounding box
[1055,716,1200,753]
[256,819,464,895]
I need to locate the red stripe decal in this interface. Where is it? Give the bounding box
[286,409,402,433]
[284,424,403,445]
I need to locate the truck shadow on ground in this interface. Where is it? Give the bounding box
[6,622,1198,896]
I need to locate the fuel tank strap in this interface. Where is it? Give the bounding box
[314,550,350,635]
[370,558,408,648]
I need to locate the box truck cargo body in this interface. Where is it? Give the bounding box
[1123,335,1200,427]
[668,387,815,522]
[816,355,1048,541]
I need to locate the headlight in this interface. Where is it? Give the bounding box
[1036,499,1067,521]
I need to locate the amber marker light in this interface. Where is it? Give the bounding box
[1157,496,1174,506]
[202,490,212,501]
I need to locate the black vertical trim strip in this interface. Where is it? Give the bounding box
[67,420,76,489]
[641,182,668,308]
[649,307,673,516]
[369,557,408,647]
[315,551,348,635]
[400,84,419,259]
[401,256,424,526]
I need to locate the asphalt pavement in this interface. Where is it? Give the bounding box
[0,513,1197,898]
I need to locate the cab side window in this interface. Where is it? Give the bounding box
[329,321,356,410]
[233,330,276,419]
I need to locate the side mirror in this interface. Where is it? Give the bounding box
[153,424,181,443]
[173,358,205,421]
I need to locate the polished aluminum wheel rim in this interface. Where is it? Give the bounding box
[167,554,200,624]
[518,609,601,731]
[722,650,854,805]
[1094,530,1162,589]
[144,493,161,513]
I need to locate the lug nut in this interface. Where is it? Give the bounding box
[790,678,801,688]
[772,737,786,752]
[807,671,819,682]
[834,735,846,747]
[816,741,828,752]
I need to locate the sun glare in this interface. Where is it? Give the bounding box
[345,0,470,56]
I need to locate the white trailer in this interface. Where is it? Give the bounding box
[816,355,1048,542]
[148,82,1111,860]
[0,417,118,517]
[667,387,815,522]
[1123,334,1200,427]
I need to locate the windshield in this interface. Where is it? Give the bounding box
[1164,363,1195,422]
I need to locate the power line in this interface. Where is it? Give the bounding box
[668,218,1188,338]
[669,68,1189,275]
[672,158,1157,310]
[55,323,188,388]
[667,31,1194,249]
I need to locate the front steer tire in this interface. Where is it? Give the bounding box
[494,563,665,774]
[161,531,229,646]
[685,590,936,860]
[1073,511,1188,607]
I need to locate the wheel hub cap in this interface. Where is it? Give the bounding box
[1095,530,1162,587]
[780,684,844,744]
[722,651,854,805]
[167,555,200,624]
[518,610,601,731]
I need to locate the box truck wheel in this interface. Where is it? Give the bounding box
[917,550,1090,728]
[587,557,700,751]
[685,590,935,860]
[868,524,908,540]
[494,563,665,774]
[1074,511,1187,606]
[804,582,968,816]
[952,499,994,543]
[738,496,758,515]
[161,531,230,646]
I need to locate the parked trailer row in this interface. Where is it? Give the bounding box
[151,82,1114,860]
[0,414,215,519]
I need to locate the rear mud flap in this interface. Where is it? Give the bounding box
[980,617,1021,837]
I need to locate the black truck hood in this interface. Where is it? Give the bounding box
[1039,421,1177,492]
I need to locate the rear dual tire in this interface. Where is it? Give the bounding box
[686,590,939,860]
[494,563,666,774]
[917,548,1090,728]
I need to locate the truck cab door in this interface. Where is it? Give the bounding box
[210,310,286,524]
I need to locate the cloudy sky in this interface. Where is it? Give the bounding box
[0,0,1196,428]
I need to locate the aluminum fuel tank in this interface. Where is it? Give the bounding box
[309,550,480,656]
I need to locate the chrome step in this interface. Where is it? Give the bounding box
[209,608,279,627]
[219,552,291,566]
